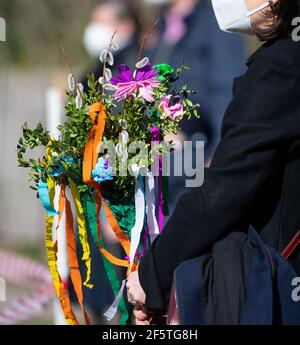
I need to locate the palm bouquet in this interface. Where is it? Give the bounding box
[17,27,200,325]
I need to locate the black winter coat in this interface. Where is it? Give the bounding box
[139,36,300,311]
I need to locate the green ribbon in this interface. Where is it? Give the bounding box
[81,191,129,325]
[81,191,99,247]
[102,189,135,239]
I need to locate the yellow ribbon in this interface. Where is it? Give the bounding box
[69,178,93,289]
[45,177,78,325]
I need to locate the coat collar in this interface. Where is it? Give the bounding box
[246,47,262,66]
[246,38,278,66]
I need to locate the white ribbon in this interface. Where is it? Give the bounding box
[146,171,160,243]
[103,279,126,322]
[103,169,160,322]
[129,174,145,270]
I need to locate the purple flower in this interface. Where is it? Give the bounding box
[110,63,160,102]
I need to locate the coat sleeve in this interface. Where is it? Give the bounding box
[138,50,300,311]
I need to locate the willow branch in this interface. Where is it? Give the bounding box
[137,18,159,63]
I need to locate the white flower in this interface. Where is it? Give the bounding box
[100,49,109,63]
[104,68,112,81]
[136,57,150,69]
[115,143,128,163]
[77,83,84,95]
[98,77,106,85]
[75,94,83,109]
[104,84,117,91]
[68,74,75,92]
[99,50,114,66]
[106,52,114,66]
[119,130,129,145]
[119,119,128,130]
[129,163,140,178]
[111,42,120,52]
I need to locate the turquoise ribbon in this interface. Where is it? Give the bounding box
[38,180,59,216]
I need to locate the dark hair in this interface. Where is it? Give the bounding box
[254,0,300,41]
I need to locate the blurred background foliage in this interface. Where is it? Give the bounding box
[0,0,109,67]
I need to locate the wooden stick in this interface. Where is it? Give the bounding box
[58,39,83,100]
[137,18,159,64]
[102,30,117,95]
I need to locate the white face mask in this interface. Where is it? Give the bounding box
[83,22,129,58]
[211,0,272,34]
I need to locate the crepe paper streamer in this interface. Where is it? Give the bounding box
[81,190,99,248]
[100,244,129,325]
[38,180,59,216]
[129,176,146,270]
[81,102,134,322]
[101,197,132,269]
[93,194,130,268]
[82,197,128,324]
[101,251,129,325]
[57,185,91,325]
[83,102,106,188]
[103,279,127,322]
[68,178,93,289]
[43,146,78,324]
[45,179,78,325]
[0,250,54,325]
[146,171,160,243]
[82,102,132,270]
[151,126,164,232]
[104,198,135,239]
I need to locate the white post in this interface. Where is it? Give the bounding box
[46,87,68,325]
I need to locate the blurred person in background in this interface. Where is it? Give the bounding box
[82,0,143,90]
[145,0,246,217]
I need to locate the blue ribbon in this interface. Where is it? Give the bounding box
[38,180,59,216]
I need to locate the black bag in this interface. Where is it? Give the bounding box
[168,227,300,325]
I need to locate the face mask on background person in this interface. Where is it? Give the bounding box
[83,23,115,58]
[211,0,273,34]
[83,22,130,58]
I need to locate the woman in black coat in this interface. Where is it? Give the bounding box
[127,0,300,324]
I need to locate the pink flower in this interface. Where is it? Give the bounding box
[110,64,160,102]
[159,95,184,121]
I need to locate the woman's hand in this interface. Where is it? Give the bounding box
[126,271,146,306]
[133,306,152,325]
[127,271,152,325]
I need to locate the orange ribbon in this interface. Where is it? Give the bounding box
[94,190,131,270]
[82,103,135,272]
[58,185,91,325]
[83,103,106,188]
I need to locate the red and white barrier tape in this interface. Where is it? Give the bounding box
[0,250,54,325]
